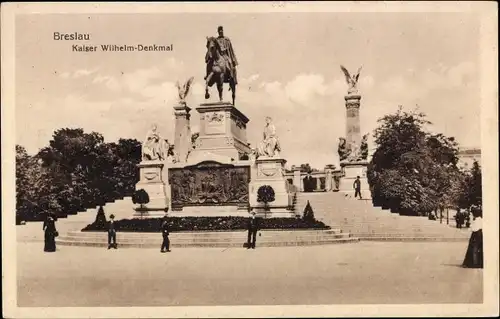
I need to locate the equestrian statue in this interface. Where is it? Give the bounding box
[204,26,238,105]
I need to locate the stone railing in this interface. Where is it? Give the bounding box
[284,167,342,193]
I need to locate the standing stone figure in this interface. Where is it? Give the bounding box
[359,134,369,160]
[340,65,362,95]
[257,117,281,157]
[142,124,170,161]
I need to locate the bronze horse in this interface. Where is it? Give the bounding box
[204,36,237,105]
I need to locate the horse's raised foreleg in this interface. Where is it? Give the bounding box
[205,72,214,100]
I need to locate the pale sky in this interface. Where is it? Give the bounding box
[16,12,480,169]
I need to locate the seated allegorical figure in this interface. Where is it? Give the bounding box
[142,124,171,161]
[256,116,281,158]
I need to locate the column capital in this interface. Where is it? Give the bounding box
[173,104,192,117]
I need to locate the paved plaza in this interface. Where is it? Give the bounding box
[17,241,482,307]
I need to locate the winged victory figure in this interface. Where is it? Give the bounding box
[176,76,195,105]
[340,65,362,95]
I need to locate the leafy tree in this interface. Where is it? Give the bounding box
[458,160,482,210]
[16,128,142,222]
[16,145,65,221]
[468,161,482,208]
[369,106,463,216]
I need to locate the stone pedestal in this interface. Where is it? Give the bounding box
[324,166,334,191]
[292,167,303,192]
[345,94,362,148]
[173,104,192,163]
[338,161,371,199]
[190,102,251,161]
[134,161,169,217]
[249,157,295,218]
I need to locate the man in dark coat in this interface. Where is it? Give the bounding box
[247,211,260,249]
[108,214,117,249]
[43,212,58,252]
[161,216,171,253]
[353,176,362,199]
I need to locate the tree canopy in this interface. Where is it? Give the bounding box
[16,128,142,222]
[368,106,479,216]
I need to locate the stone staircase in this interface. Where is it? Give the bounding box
[294,192,470,241]
[23,194,359,248]
[17,197,135,242]
[56,229,359,248]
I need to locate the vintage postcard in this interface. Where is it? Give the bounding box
[2,2,498,318]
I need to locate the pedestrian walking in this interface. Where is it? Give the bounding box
[462,206,483,268]
[246,211,260,249]
[353,176,362,199]
[160,216,171,253]
[108,214,117,249]
[43,212,58,252]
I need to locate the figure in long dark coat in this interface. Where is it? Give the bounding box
[108,214,117,249]
[43,213,58,252]
[160,216,171,253]
[462,207,483,268]
[247,211,260,249]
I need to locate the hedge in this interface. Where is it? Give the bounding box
[82,216,330,232]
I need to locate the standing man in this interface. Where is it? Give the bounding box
[353,176,362,199]
[108,214,117,249]
[216,26,238,84]
[161,215,171,253]
[247,211,260,249]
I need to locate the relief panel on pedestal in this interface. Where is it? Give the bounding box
[168,162,250,210]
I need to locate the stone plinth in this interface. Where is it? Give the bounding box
[345,94,362,148]
[324,166,334,191]
[134,161,169,217]
[190,102,251,161]
[338,161,371,199]
[292,167,303,192]
[173,104,192,163]
[249,157,295,218]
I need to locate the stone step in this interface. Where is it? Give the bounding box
[358,236,469,242]
[56,237,360,248]
[58,233,352,243]
[69,229,343,236]
[295,192,469,239]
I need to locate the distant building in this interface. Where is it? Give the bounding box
[458,147,481,170]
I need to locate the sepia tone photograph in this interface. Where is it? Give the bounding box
[2,2,498,318]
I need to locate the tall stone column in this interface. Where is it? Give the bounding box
[345,94,362,149]
[173,104,192,163]
[339,94,371,199]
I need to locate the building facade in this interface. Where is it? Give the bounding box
[457,147,481,170]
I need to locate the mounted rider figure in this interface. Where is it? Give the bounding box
[205,26,238,85]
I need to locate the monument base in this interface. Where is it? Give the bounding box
[249,156,295,218]
[134,161,169,217]
[339,161,372,199]
[192,102,251,161]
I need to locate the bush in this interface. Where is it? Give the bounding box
[257,185,275,205]
[132,189,150,208]
[302,200,315,222]
[82,216,330,232]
